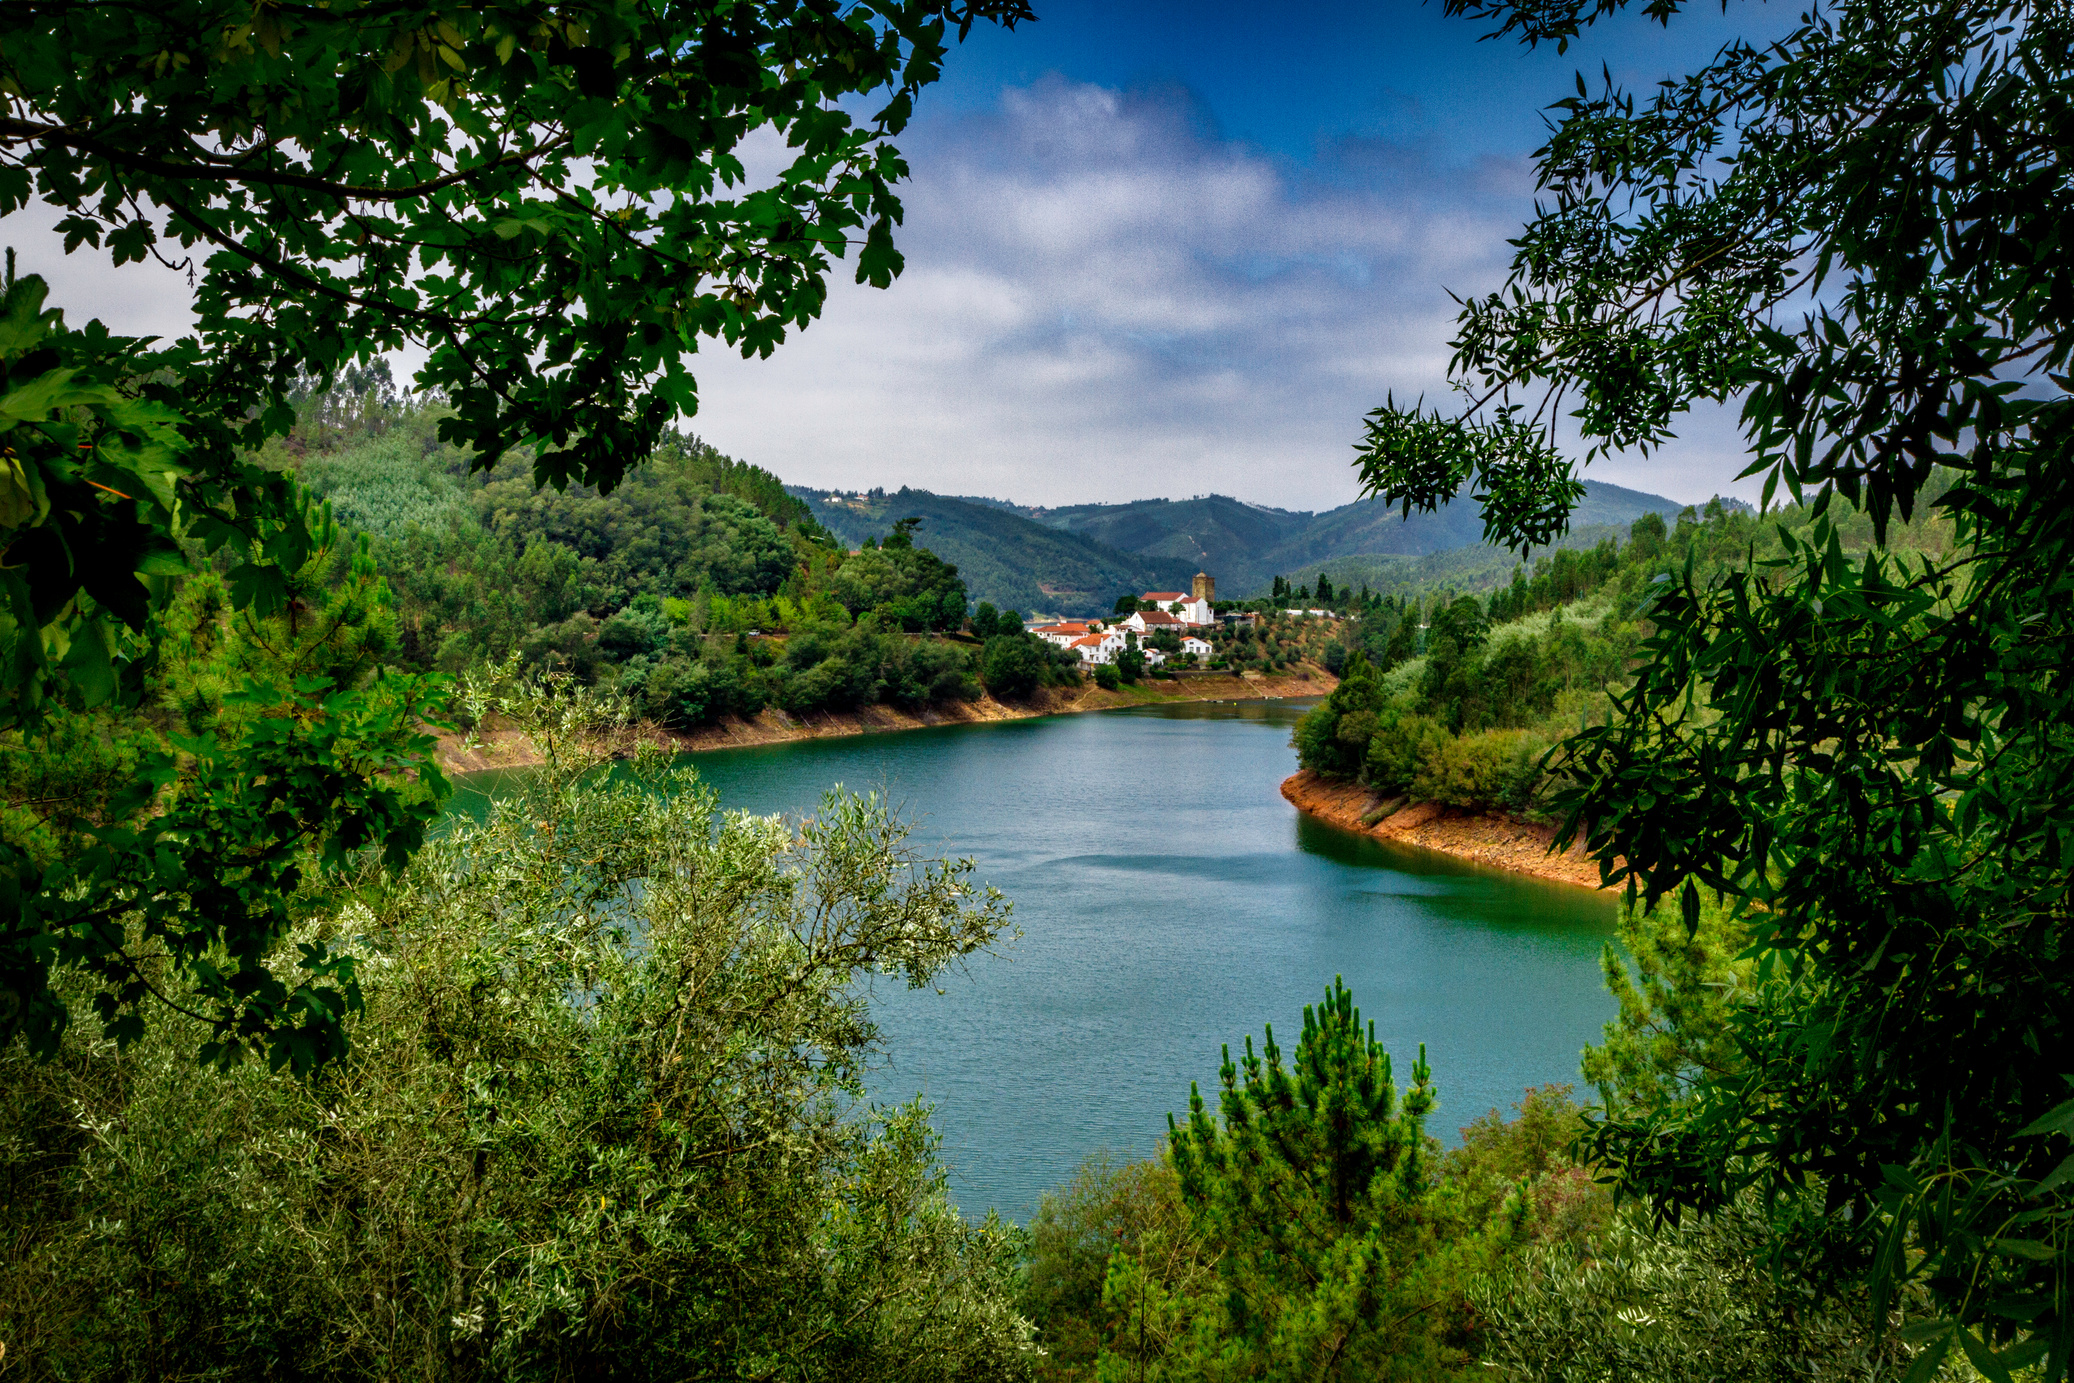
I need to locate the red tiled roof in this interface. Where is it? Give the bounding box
[1137,611,1182,625]
[1140,591,1186,601]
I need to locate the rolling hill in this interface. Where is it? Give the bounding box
[796,480,1727,617]
[795,487,1196,617]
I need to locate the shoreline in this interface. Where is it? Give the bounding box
[439,669,1336,774]
[1280,768,1610,890]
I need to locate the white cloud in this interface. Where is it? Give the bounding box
[2,77,1758,511]
[687,77,1756,511]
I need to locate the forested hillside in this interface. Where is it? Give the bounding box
[801,482,1711,614]
[275,398,1084,727]
[797,486,1193,616]
[1292,495,1952,818]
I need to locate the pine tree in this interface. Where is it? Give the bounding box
[1145,978,1473,1382]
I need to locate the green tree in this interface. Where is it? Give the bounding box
[1022,1152,1208,1383]
[1114,643,1146,685]
[0,677,1033,1378]
[981,633,1044,700]
[1580,893,1754,1116]
[1293,653,1384,780]
[1355,0,2074,1369]
[0,0,1029,1060]
[1148,978,1473,1381]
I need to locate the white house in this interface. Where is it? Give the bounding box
[1031,620,1097,648]
[1136,590,1215,626]
[1122,609,1186,635]
[1070,629,1129,665]
[1181,635,1213,659]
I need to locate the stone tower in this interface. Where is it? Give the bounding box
[1192,571,1215,603]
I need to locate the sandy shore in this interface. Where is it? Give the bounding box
[439,669,1335,775]
[1280,768,1611,890]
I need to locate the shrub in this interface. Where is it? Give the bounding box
[1403,728,1551,812]
[1092,663,1120,691]
[1364,712,1448,795]
[1020,1152,1198,1383]
[0,688,1033,1380]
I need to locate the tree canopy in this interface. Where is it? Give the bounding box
[1355,0,2074,1373]
[0,0,1028,1067]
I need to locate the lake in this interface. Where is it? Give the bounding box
[456,698,1619,1221]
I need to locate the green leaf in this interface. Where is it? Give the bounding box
[2017,1097,2074,1139]
[1957,1327,2017,1383]
[2031,1152,2074,1198]
[1900,1328,1955,1383]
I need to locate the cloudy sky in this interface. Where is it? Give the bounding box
[14,0,1785,512]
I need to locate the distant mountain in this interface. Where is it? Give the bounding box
[1022,481,1709,596]
[794,487,1195,617]
[797,480,1731,615]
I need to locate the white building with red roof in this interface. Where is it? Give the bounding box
[1030,620,1097,647]
[1138,571,1218,626]
[1123,608,1185,633]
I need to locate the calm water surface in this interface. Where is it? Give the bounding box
[457,699,1617,1220]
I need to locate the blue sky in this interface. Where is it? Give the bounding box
[17,1,1790,512]
[930,0,1762,169]
[686,0,1791,510]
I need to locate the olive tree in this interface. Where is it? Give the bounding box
[0,675,1033,1378]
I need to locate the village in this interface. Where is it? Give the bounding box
[1024,572,1337,670]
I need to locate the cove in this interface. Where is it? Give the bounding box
[454,699,1619,1222]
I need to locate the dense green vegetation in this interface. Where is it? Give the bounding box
[1,684,1034,1378]
[1356,0,2074,1372]
[1015,965,1945,1382]
[0,0,1032,1074]
[1293,498,1951,816]
[1015,989,1619,1382]
[280,401,1082,730]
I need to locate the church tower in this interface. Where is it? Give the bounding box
[1192,571,1215,603]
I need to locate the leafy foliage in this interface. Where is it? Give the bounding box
[1357,0,2074,1371]
[0,0,1029,1065]
[1,458,445,1070]
[1021,1078,1617,1382]
[1475,1195,1929,1383]
[281,406,1009,725]
[0,678,1034,1379]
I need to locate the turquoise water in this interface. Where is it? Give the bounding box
[454,699,1618,1221]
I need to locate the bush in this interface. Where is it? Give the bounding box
[1410,728,1538,811]
[1020,1152,1198,1383]
[1364,712,1448,795]
[0,689,1033,1380]
[1476,1194,1924,1383]
[1092,663,1120,691]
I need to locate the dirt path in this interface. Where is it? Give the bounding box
[439,669,1335,775]
[1280,768,1611,890]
